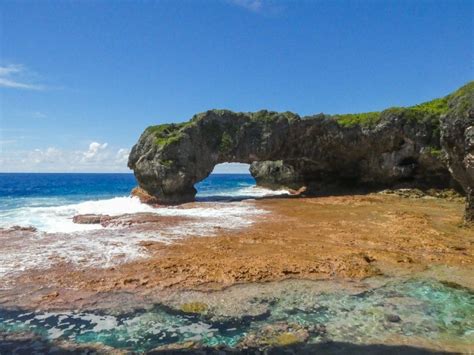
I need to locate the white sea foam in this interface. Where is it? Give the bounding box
[0,189,278,282]
[0,185,287,234]
[197,185,289,199]
[0,196,159,233]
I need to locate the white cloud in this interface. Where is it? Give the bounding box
[116,148,130,164]
[227,0,282,14]
[0,144,250,174]
[29,147,63,164]
[230,0,263,12]
[0,64,45,90]
[31,111,47,119]
[82,142,109,162]
[212,163,250,174]
[0,142,131,172]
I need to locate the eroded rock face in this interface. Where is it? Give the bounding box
[440,83,474,221]
[250,160,303,190]
[128,83,473,205]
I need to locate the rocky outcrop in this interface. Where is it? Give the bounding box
[440,82,474,222]
[128,82,473,207]
[72,213,171,227]
[250,160,303,190]
[72,214,111,225]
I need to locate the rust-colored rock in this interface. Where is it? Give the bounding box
[131,186,161,205]
[10,194,472,299]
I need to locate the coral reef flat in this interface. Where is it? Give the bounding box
[0,193,472,353]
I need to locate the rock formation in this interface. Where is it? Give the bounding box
[128,82,473,218]
[440,82,474,221]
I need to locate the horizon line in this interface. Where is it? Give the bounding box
[0,171,252,175]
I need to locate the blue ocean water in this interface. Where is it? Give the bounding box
[0,173,280,278]
[0,173,284,234]
[0,173,257,211]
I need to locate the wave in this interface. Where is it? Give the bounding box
[1,185,287,233]
[0,194,273,281]
[0,196,154,233]
[0,193,275,233]
[196,185,289,200]
[0,183,290,280]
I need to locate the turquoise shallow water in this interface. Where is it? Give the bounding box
[1,278,472,352]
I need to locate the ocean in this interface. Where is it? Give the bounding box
[0,173,288,231]
[0,173,287,279]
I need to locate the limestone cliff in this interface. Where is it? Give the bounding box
[128,82,473,217]
[440,82,474,221]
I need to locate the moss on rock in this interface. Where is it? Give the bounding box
[334,112,381,127]
[271,332,301,346]
[333,82,473,128]
[179,302,208,314]
[146,122,189,147]
[219,132,234,153]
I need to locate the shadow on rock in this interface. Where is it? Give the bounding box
[147,342,457,354]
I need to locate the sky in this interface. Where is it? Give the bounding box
[0,0,472,173]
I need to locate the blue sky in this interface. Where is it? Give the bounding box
[0,0,472,172]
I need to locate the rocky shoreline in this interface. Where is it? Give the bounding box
[1,192,472,304]
[0,192,473,352]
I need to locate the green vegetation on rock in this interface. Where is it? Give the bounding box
[179,302,208,314]
[409,96,449,117]
[159,159,174,167]
[219,131,234,153]
[333,81,473,128]
[428,147,443,158]
[144,81,473,146]
[334,112,381,127]
[447,81,474,114]
[146,123,188,146]
[270,332,301,346]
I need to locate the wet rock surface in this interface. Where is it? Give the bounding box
[0,277,472,353]
[237,322,320,348]
[0,225,37,233]
[2,194,472,312]
[72,214,112,224]
[72,212,171,227]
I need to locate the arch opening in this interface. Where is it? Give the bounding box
[194,162,290,202]
[194,163,253,202]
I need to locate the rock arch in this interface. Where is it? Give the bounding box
[128,82,473,221]
[128,109,448,204]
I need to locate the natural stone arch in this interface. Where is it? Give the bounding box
[128,109,449,204]
[128,82,474,221]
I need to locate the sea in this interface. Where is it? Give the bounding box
[0,172,288,232]
[0,173,288,279]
